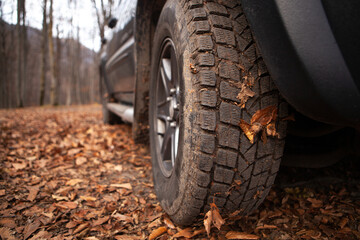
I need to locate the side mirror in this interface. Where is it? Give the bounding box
[108,18,118,29]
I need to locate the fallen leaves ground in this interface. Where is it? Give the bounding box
[0,105,359,239]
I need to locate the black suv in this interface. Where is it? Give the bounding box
[100,0,360,225]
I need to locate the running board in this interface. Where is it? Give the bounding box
[107,103,134,123]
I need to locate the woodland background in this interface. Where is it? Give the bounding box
[0,0,117,108]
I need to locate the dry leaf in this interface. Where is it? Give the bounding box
[112,213,133,224]
[251,105,277,126]
[76,157,87,165]
[173,228,193,238]
[204,203,225,236]
[256,224,277,230]
[266,122,279,137]
[65,221,78,229]
[41,212,54,219]
[52,194,69,201]
[12,162,27,170]
[86,128,94,134]
[210,203,225,230]
[66,179,83,186]
[236,83,256,108]
[239,120,256,144]
[149,226,167,240]
[110,183,132,190]
[73,223,90,234]
[148,218,162,229]
[163,215,175,229]
[80,196,97,201]
[23,220,41,240]
[225,231,259,239]
[239,106,278,144]
[0,189,5,196]
[68,148,81,155]
[68,192,77,200]
[93,216,110,226]
[339,218,348,229]
[192,229,206,238]
[307,198,323,208]
[28,230,51,240]
[26,186,39,202]
[0,227,16,240]
[114,235,139,240]
[62,201,78,209]
[0,219,16,228]
[204,208,213,236]
[236,83,255,108]
[114,165,123,172]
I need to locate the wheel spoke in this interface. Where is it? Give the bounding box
[157,100,170,121]
[171,125,179,166]
[157,118,166,136]
[170,48,178,87]
[171,131,176,166]
[161,126,174,161]
[157,114,168,122]
[160,58,173,95]
[157,98,168,107]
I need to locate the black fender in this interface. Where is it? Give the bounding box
[242,0,360,128]
[133,0,166,144]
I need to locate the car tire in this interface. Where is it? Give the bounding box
[149,0,287,225]
[100,77,123,125]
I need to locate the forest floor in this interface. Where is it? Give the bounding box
[0,105,359,240]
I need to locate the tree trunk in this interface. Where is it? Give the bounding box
[75,26,81,105]
[39,0,47,106]
[48,0,57,106]
[21,0,27,107]
[55,24,61,105]
[0,3,7,108]
[16,0,26,107]
[65,34,73,106]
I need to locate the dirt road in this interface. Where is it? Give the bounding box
[0,105,359,239]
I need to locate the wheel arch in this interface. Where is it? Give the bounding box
[133,0,167,144]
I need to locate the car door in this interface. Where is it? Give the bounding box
[105,0,137,105]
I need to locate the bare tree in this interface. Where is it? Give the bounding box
[48,0,57,105]
[54,24,61,106]
[16,0,27,107]
[75,26,81,104]
[39,0,47,106]
[91,0,114,46]
[0,0,8,108]
[65,13,73,106]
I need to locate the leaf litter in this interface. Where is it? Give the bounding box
[0,105,359,239]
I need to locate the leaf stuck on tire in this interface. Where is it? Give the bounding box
[239,105,279,143]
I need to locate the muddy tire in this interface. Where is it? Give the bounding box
[149,0,287,225]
